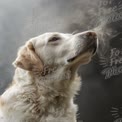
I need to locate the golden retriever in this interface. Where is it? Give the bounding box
[0,31,97,122]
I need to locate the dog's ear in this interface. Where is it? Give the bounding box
[13,41,43,72]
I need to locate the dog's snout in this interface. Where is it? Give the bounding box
[76,31,97,54]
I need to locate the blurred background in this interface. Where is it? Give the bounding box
[0,0,122,122]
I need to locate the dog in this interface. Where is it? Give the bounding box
[0,31,97,122]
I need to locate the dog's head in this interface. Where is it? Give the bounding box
[13,31,98,77]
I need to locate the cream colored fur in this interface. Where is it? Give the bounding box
[0,31,97,122]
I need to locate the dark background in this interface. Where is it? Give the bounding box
[0,0,122,122]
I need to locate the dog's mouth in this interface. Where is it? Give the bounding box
[67,42,97,63]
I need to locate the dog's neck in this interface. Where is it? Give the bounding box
[40,64,58,76]
[38,64,71,81]
[14,64,72,87]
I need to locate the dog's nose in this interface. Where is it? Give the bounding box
[78,31,97,41]
[86,31,97,40]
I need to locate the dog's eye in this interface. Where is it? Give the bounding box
[48,37,60,42]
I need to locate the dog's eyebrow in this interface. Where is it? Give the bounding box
[51,34,61,38]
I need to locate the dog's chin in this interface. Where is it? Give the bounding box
[66,46,97,72]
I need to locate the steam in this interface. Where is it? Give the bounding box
[93,20,113,55]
